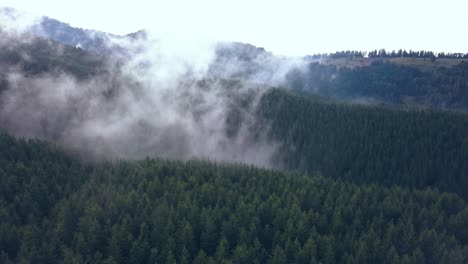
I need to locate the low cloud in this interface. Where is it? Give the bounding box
[0,16,306,168]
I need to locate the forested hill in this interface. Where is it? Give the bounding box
[3,7,468,112]
[1,33,468,201]
[1,31,468,201]
[0,31,106,79]
[0,7,117,53]
[286,59,468,111]
[258,89,468,200]
[1,133,467,263]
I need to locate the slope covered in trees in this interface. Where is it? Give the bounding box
[258,89,468,200]
[0,133,467,264]
[0,32,106,79]
[1,33,467,202]
[286,60,468,111]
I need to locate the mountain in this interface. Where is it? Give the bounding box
[1,9,468,263]
[1,31,468,200]
[6,6,467,112]
[1,18,468,196]
[0,6,117,53]
[0,31,107,79]
[30,16,116,53]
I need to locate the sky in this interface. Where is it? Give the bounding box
[2,0,467,56]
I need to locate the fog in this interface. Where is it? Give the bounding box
[0,11,307,167]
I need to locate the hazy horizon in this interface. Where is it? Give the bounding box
[1,0,467,56]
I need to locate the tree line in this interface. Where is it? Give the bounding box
[307,49,468,60]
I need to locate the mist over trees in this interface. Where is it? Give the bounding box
[1,6,468,264]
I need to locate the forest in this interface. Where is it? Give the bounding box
[285,60,468,110]
[1,133,467,263]
[1,20,468,263]
[1,85,468,263]
[258,89,468,200]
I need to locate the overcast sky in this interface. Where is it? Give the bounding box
[2,0,467,56]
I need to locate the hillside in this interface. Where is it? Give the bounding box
[0,31,106,79]
[286,60,468,111]
[1,32,468,200]
[258,89,468,200]
[1,133,467,263]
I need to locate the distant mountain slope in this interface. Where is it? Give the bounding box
[0,31,106,79]
[30,16,117,53]
[0,6,136,56]
[7,6,468,112]
[209,41,299,86]
[0,6,119,53]
[285,60,468,111]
